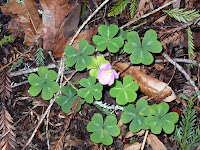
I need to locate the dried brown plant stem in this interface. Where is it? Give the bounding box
[22,0,110,149]
[141,130,149,150]
[120,0,178,29]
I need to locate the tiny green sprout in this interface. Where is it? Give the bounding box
[145,102,179,134]
[110,75,139,105]
[93,24,124,53]
[77,76,103,103]
[65,39,95,71]
[56,86,85,114]
[87,113,120,145]
[28,66,59,100]
[87,56,110,78]
[121,99,151,133]
[124,29,162,65]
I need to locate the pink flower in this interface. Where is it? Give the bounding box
[98,63,119,86]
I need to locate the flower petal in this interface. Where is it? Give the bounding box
[108,75,115,86]
[99,63,111,71]
[98,70,111,85]
[112,69,119,79]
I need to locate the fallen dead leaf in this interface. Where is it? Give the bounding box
[0,0,41,45]
[54,27,98,57]
[39,0,73,50]
[114,62,177,102]
[123,142,142,150]
[147,134,167,150]
[125,130,145,139]
[63,3,81,40]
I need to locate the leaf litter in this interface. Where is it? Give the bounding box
[0,0,200,149]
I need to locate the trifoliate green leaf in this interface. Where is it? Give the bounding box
[65,39,94,71]
[93,24,124,53]
[87,113,120,145]
[78,76,103,103]
[110,75,139,105]
[28,66,59,100]
[124,29,162,65]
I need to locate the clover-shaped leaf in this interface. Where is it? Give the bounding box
[28,66,59,100]
[121,99,150,133]
[56,86,85,114]
[87,113,120,145]
[77,76,103,103]
[65,39,94,71]
[93,24,124,53]
[145,102,179,134]
[124,29,162,65]
[110,75,139,105]
[87,56,110,78]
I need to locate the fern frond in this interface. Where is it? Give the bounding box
[187,27,195,59]
[35,45,45,66]
[130,0,137,18]
[166,8,200,23]
[108,0,129,17]
[174,93,200,150]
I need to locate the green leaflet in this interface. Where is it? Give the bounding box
[87,113,120,145]
[124,29,162,65]
[28,66,59,100]
[145,102,179,134]
[110,75,139,105]
[87,56,110,78]
[56,86,85,114]
[65,39,94,71]
[121,99,150,133]
[77,76,103,103]
[93,24,124,53]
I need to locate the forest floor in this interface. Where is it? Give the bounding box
[0,0,200,149]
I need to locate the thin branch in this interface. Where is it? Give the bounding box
[141,130,149,150]
[162,53,200,101]
[120,0,178,29]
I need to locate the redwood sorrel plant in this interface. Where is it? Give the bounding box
[28,24,179,146]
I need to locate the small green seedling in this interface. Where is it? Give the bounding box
[121,99,151,133]
[110,75,139,105]
[124,29,162,65]
[28,66,59,100]
[87,56,110,78]
[65,39,95,71]
[77,76,103,103]
[56,86,85,114]
[145,102,179,134]
[87,113,120,145]
[93,24,124,53]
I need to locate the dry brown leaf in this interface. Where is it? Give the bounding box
[125,130,145,139]
[0,0,41,45]
[114,62,177,102]
[39,0,73,50]
[153,15,167,24]
[147,134,167,150]
[63,3,81,40]
[123,142,142,150]
[54,27,98,57]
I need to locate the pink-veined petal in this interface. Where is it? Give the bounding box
[98,70,111,85]
[112,69,119,79]
[99,63,111,71]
